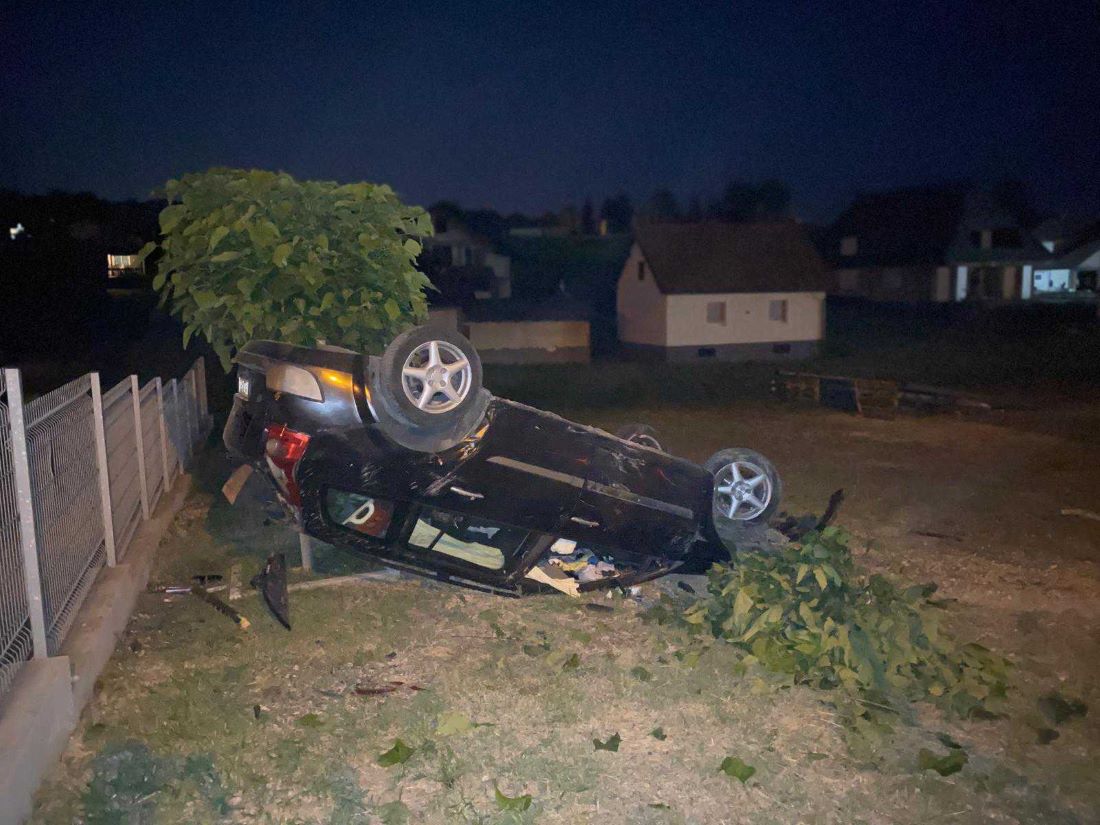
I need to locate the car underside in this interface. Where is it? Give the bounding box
[223,326,783,597]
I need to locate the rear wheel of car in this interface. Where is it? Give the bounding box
[705,447,782,530]
[614,422,663,451]
[372,325,489,452]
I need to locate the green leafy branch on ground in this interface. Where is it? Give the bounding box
[681,526,1011,721]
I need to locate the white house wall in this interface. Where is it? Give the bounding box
[664,292,825,347]
[616,243,667,345]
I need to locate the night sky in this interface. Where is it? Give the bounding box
[2,1,1098,222]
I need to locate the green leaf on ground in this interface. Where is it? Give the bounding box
[631,666,653,682]
[593,733,622,752]
[650,727,666,740]
[805,752,828,762]
[1038,692,1088,725]
[378,800,410,825]
[562,653,581,671]
[494,784,532,811]
[917,747,968,776]
[936,732,963,750]
[296,713,323,728]
[436,712,473,736]
[649,802,671,810]
[522,643,549,657]
[719,756,756,783]
[377,739,415,767]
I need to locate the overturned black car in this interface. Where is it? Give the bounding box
[224,325,782,596]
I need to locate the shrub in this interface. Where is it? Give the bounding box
[682,527,1009,718]
[141,168,434,369]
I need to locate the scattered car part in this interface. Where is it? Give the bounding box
[251,553,291,629]
[224,325,784,597]
[190,585,251,629]
[774,371,993,416]
[614,422,663,451]
[354,681,424,697]
[221,464,254,505]
[1061,507,1100,523]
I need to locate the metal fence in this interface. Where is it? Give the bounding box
[0,358,210,698]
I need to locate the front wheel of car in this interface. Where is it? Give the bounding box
[705,448,782,530]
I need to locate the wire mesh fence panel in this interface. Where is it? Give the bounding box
[0,373,32,699]
[139,381,165,508]
[24,375,105,653]
[102,379,142,561]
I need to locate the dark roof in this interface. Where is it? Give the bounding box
[634,221,828,294]
[825,186,967,267]
[826,185,1050,267]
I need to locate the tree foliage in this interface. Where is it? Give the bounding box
[680,527,1010,718]
[141,168,433,369]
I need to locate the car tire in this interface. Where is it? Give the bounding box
[614,422,663,451]
[705,447,782,530]
[377,325,484,427]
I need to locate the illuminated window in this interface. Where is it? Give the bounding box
[706,301,726,324]
[769,299,788,322]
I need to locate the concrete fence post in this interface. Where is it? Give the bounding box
[3,368,49,658]
[130,375,150,520]
[89,373,118,568]
[154,378,171,485]
[171,380,184,467]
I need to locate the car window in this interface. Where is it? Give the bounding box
[408,507,528,570]
[324,489,395,539]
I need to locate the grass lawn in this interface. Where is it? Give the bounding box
[30,388,1100,823]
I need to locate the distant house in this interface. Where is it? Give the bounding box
[423,215,512,300]
[617,222,828,361]
[429,297,590,364]
[825,186,1057,302]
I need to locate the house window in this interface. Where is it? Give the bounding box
[637,260,645,281]
[706,301,726,324]
[769,299,788,322]
[840,236,858,256]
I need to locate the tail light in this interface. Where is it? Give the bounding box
[263,424,311,506]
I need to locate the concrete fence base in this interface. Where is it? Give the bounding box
[0,473,193,825]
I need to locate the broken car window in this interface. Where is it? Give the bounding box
[324,489,395,538]
[409,507,529,570]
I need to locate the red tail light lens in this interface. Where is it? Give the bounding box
[263,424,311,505]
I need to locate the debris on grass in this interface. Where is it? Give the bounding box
[377,799,411,824]
[1037,692,1088,725]
[494,783,533,812]
[630,665,653,682]
[296,713,323,728]
[353,680,424,697]
[918,746,968,776]
[436,711,476,736]
[377,739,415,767]
[650,727,666,740]
[593,732,621,752]
[681,526,1011,725]
[561,652,581,671]
[719,756,756,783]
[1037,727,1060,745]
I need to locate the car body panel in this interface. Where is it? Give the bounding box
[224,339,718,595]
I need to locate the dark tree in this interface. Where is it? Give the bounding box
[645,189,681,221]
[600,193,633,233]
[992,178,1039,228]
[580,197,596,235]
[685,195,704,222]
[755,179,791,218]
